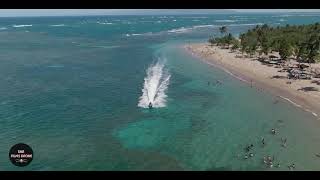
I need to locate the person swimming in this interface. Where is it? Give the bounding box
[245,144,254,152]
[263,156,274,168]
[262,138,265,146]
[271,128,276,135]
[263,157,267,164]
[288,163,295,170]
[216,80,222,85]
[281,138,287,148]
[244,154,249,159]
[269,163,273,168]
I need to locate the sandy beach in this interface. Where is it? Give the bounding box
[184,43,320,118]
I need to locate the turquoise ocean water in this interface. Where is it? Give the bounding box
[1,13,320,170]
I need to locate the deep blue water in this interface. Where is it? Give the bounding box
[1,13,320,170]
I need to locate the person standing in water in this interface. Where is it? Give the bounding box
[262,137,265,147]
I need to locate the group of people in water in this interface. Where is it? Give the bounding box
[237,125,296,170]
[207,78,299,170]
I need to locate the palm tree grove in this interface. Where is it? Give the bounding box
[209,23,320,63]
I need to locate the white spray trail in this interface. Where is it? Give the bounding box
[138,58,171,108]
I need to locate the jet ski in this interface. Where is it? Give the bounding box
[148,102,153,109]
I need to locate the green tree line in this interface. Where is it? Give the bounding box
[208,23,320,63]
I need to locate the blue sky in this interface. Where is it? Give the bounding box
[0,9,319,17]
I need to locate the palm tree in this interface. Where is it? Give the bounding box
[306,33,320,63]
[279,39,293,60]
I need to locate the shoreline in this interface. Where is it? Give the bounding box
[183,43,320,119]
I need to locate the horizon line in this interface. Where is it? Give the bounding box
[0,11,319,18]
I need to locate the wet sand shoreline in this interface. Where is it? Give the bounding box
[183,43,320,119]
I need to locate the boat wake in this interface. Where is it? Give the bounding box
[138,58,171,108]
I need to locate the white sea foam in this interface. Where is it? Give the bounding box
[50,24,66,27]
[279,19,286,22]
[278,96,302,108]
[138,58,171,108]
[12,24,32,28]
[97,22,113,25]
[93,45,121,49]
[181,16,208,19]
[193,25,216,28]
[0,27,7,30]
[278,96,320,118]
[124,32,153,37]
[167,24,217,34]
[227,23,264,27]
[215,20,237,23]
[168,27,192,33]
